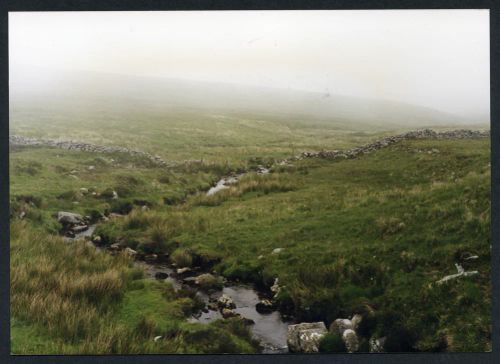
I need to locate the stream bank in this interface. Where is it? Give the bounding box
[70,225,291,354]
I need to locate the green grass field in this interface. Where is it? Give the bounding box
[10,127,491,353]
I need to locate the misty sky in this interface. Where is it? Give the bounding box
[9,10,489,118]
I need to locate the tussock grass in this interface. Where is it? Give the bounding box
[10,220,257,353]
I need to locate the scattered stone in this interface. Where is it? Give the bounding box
[272,248,283,254]
[153,336,162,342]
[329,318,353,335]
[217,294,236,309]
[108,243,122,252]
[71,225,88,233]
[176,267,192,275]
[287,322,327,353]
[369,336,386,353]
[256,299,276,314]
[79,188,89,194]
[92,235,102,244]
[351,314,363,331]
[19,211,26,219]
[342,329,359,353]
[141,205,149,211]
[88,165,95,171]
[57,211,84,225]
[221,308,238,319]
[124,247,137,258]
[112,190,118,199]
[270,278,281,298]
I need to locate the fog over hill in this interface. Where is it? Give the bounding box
[10,69,483,132]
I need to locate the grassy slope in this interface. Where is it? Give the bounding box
[98,138,491,351]
[10,219,258,354]
[10,136,491,352]
[10,104,396,162]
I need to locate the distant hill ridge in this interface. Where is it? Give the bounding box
[10,69,483,129]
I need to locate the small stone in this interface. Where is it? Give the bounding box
[287,322,327,353]
[351,314,363,331]
[176,267,192,275]
[342,329,359,352]
[124,247,137,258]
[217,294,236,309]
[57,211,84,225]
[108,243,122,252]
[329,318,353,335]
[272,248,283,254]
[256,299,276,314]
[221,308,237,319]
[71,225,88,233]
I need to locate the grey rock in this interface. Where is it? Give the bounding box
[217,294,236,309]
[221,308,238,319]
[71,225,88,233]
[124,247,137,258]
[369,336,386,353]
[256,299,276,313]
[57,211,84,225]
[329,318,353,335]
[287,322,327,353]
[176,267,192,275]
[342,329,359,353]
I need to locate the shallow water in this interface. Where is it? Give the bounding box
[206,167,269,196]
[222,286,289,353]
[65,224,97,242]
[206,175,241,196]
[146,264,290,353]
[68,223,289,353]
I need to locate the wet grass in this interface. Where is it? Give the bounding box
[9,220,257,354]
[10,135,491,352]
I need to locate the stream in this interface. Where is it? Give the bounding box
[71,224,290,354]
[206,167,270,196]
[67,165,288,353]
